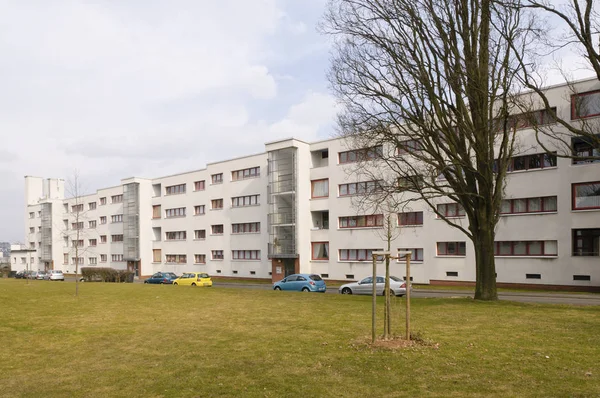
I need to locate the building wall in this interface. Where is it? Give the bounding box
[21,79,600,287]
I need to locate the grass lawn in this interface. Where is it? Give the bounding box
[0,279,598,397]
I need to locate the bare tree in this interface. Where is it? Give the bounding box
[322,0,537,300]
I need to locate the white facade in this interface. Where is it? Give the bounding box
[22,80,600,289]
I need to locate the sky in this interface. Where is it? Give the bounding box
[0,1,596,243]
[0,0,338,243]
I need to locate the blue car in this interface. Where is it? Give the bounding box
[144,272,178,284]
[273,274,326,292]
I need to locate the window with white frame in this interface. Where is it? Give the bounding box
[194,230,206,240]
[231,194,259,207]
[165,231,187,241]
[211,199,223,209]
[494,240,558,256]
[89,257,97,265]
[71,204,83,213]
[72,240,84,248]
[63,254,68,264]
[111,195,123,204]
[29,212,34,219]
[111,214,123,223]
[165,254,186,263]
[88,202,97,210]
[152,205,161,219]
[312,242,329,260]
[72,257,84,265]
[211,173,223,184]
[437,242,466,256]
[397,248,424,262]
[153,249,161,262]
[111,254,124,262]
[165,184,186,195]
[339,249,383,261]
[211,225,224,235]
[88,239,97,247]
[100,235,107,243]
[100,216,107,224]
[88,220,97,228]
[194,180,205,191]
[71,222,84,230]
[194,254,206,264]
[100,254,107,262]
[100,197,107,205]
[231,167,260,181]
[194,205,205,215]
[232,250,260,260]
[311,179,329,198]
[211,250,224,260]
[232,222,260,234]
[165,207,186,218]
[111,234,123,243]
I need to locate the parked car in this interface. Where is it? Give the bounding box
[273,274,327,292]
[144,272,179,284]
[24,270,36,279]
[35,271,47,280]
[339,276,410,297]
[47,270,65,281]
[172,272,212,287]
[14,270,25,279]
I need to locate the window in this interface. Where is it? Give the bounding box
[165,184,186,195]
[100,216,107,224]
[397,139,423,155]
[194,254,206,264]
[194,205,205,215]
[572,181,600,210]
[100,197,107,205]
[573,275,591,281]
[89,257,97,265]
[446,271,459,277]
[500,196,557,214]
[111,234,123,243]
[232,250,260,260]
[111,195,123,204]
[311,179,329,198]
[494,240,558,256]
[194,180,205,191]
[211,173,223,184]
[72,240,84,248]
[497,152,557,172]
[165,231,187,241]
[338,145,383,164]
[194,230,206,240]
[71,204,83,213]
[29,227,34,233]
[100,235,107,243]
[152,205,161,219]
[398,176,423,191]
[63,219,68,229]
[339,180,382,196]
[491,107,557,131]
[572,229,600,256]
[37,211,41,217]
[398,211,424,226]
[231,167,260,181]
[571,90,600,119]
[211,199,223,209]
[111,254,124,262]
[88,220,97,228]
[165,207,186,218]
[211,225,224,235]
[165,254,187,263]
[436,203,465,218]
[526,273,541,279]
[398,248,424,262]
[212,250,224,260]
[312,242,329,260]
[152,249,161,263]
[111,214,123,223]
[63,204,68,212]
[29,212,34,219]
[339,249,383,261]
[572,135,600,164]
[232,222,260,234]
[339,214,383,228]
[231,195,259,207]
[100,254,107,262]
[63,254,68,264]
[71,257,84,265]
[29,242,35,249]
[88,202,97,210]
[71,222,84,230]
[88,239,97,247]
[437,242,467,256]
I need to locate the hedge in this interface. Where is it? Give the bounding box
[80,267,134,283]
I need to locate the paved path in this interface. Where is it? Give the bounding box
[212,282,600,306]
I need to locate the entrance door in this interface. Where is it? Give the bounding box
[127,261,139,277]
[283,258,295,276]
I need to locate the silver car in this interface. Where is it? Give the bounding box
[35,271,46,280]
[339,276,410,296]
[47,270,65,281]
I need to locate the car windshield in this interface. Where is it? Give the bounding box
[390,276,403,282]
[166,273,177,278]
[309,275,322,281]
[199,273,209,278]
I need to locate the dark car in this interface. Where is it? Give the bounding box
[144,272,178,284]
[15,270,26,279]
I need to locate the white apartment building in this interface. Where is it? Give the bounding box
[22,79,600,290]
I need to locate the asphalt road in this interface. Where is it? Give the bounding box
[213,282,600,306]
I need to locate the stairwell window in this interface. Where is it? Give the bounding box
[311,179,329,198]
[312,242,329,260]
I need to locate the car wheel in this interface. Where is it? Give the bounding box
[341,287,352,295]
[301,287,310,292]
[144,280,148,284]
[274,286,281,291]
[173,282,178,285]
[192,283,196,286]
[398,294,404,297]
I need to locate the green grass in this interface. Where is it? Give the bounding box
[0,279,598,397]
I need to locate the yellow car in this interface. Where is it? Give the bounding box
[172,272,213,287]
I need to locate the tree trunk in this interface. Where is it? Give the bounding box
[472,209,498,301]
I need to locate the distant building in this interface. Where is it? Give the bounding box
[21,79,600,290]
[9,244,36,273]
